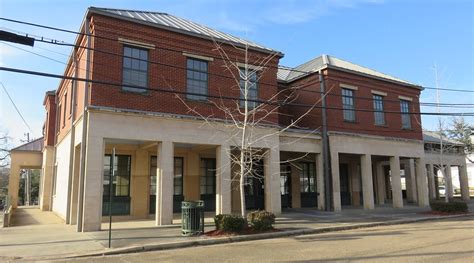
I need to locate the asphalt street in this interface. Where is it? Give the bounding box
[57,216,474,262]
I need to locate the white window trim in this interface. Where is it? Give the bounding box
[398,95,413,101]
[118,38,155,49]
[183,52,214,62]
[237,62,263,71]
[371,90,387,96]
[340,83,358,90]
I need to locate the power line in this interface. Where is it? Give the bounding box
[0,82,34,134]
[1,66,474,117]
[0,17,314,76]
[3,17,473,94]
[4,35,474,110]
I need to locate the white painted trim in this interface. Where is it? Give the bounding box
[398,95,413,101]
[371,90,387,96]
[236,62,263,71]
[118,38,155,49]
[340,83,358,90]
[182,52,214,61]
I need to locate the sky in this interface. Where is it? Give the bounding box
[0,0,473,147]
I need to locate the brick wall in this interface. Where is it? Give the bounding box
[43,94,56,147]
[281,68,423,140]
[88,14,281,125]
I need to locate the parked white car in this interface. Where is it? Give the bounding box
[439,186,446,196]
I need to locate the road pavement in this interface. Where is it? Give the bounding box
[57,216,474,262]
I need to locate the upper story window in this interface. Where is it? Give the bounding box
[239,68,258,109]
[186,58,208,101]
[400,99,411,129]
[342,88,355,122]
[373,95,385,125]
[122,46,148,93]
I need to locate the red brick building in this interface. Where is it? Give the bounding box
[8,7,448,233]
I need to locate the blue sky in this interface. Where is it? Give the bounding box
[0,0,473,146]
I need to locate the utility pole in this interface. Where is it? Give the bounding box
[319,70,332,211]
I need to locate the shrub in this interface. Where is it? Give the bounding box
[214,214,246,232]
[247,210,276,230]
[214,214,225,230]
[430,201,468,213]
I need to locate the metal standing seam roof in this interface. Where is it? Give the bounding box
[10,137,44,152]
[88,7,283,56]
[423,131,463,146]
[278,54,421,88]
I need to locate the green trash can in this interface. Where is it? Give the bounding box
[181,200,205,236]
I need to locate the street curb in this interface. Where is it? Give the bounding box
[32,213,474,261]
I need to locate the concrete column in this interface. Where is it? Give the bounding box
[264,147,281,215]
[155,141,174,226]
[330,151,341,212]
[459,164,470,201]
[40,146,55,211]
[350,161,361,206]
[376,162,386,205]
[390,156,403,208]
[316,153,325,210]
[407,159,417,203]
[8,162,21,209]
[415,158,429,207]
[216,145,231,214]
[427,163,436,200]
[446,165,454,199]
[81,136,105,232]
[131,149,149,218]
[360,154,375,210]
[290,163,301,208]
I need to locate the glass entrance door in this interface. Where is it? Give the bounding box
[280,164,292,208]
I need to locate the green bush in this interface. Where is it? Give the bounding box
[214,214,225,230]
[214,214,246,232]
[430,201,468,213]
[247,210,276,230]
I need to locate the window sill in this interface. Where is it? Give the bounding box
[401,127,413,131]
[374,124,388,128]
[185,97,211,104]
[120,89,151,96]
[343,120,358,124]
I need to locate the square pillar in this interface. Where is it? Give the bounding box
[376,162,386,205]
[415,158,429,207]
[445,165,454,199]
[216,145,231,214]
[427,163,436,200]
[350,161,361,206]
[316,153,325,210]
[390,156,403,208]
[361,154,375,210]
[81,136,105,232]
[264,147,281,215]
[290,163,301,208]
[406,159,417,203]
[8,162,21,209]
[330,150,341,212]
[155,141,174,226]
[131,149,149,218]
[459,164,470,201]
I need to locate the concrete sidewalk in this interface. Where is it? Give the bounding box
[1,203,473,261]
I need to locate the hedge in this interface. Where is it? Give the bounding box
[430,201,468,213]
[214,214,246,232]
[247,210,276,230]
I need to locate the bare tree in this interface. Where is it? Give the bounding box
[174,42,330,218]
[0,133,10,168]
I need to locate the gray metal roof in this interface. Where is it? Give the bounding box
[88,7,283,56]
[278,54,421,88]
[10,137,44,152]
[423,131,463,146]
